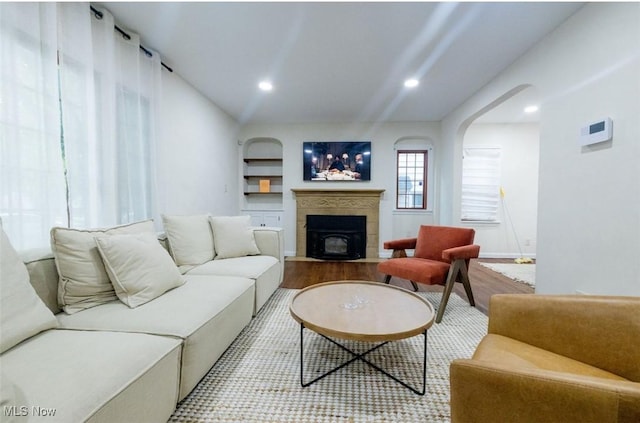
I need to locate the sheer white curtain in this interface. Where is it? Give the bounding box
[58,3,160,228]
[0,3,68,249]
[1,3,161,249]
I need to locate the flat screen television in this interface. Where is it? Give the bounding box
[303,141,371,181]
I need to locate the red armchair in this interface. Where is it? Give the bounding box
[377,225,480,323]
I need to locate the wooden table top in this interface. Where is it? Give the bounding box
[289,280,435,342]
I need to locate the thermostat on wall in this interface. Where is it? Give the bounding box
[579,117,613,146]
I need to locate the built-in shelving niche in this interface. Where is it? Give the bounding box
[242,137,284,223]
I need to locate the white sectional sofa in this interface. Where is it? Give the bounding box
[0,215,284,422]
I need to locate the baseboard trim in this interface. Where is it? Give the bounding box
[479,252,536,259]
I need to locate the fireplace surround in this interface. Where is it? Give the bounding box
[291,189,384,258]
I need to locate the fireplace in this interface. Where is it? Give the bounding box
[306,215,366,260]
[292,189,384,258]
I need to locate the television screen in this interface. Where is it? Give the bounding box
[303,141,371,181]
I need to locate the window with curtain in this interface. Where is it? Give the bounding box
[1,2,161,248]
[0,3,68,249]
[461,147,501,222]
[396,150,428,209]
[59,4,160,228]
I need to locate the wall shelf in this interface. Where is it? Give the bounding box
[243,192,283,195]
[243,175,283,179]
[243,158,283,163]
[243,139,283,209]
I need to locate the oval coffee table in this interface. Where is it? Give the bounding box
[289,280,435,395]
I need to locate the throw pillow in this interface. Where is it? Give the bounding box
[51,220,155,314]
[161,214,215,265]
[1,224,58,353]
[95,232,185,308]
[209,216,261,259]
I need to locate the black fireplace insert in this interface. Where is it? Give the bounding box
[306,215,366,260]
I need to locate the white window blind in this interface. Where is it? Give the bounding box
[461,147,501,222]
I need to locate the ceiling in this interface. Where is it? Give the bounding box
[99,2,583,124]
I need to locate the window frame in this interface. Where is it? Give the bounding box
[395,149,428,210]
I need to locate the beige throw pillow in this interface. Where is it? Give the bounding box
[209,216,261,259]
[162,214,215,265]
[1,225,58,353]
[51,220,155,314]
[95,233,185,308]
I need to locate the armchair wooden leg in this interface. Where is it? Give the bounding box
[436,259,476,323]
[383,274,392,284]
[410,281,419,292]
[391,249,407,258]
[436,262,460,323]
[458,260,475,307]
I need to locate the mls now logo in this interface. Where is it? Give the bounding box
[3,406,28,417]
[4,406,57,417]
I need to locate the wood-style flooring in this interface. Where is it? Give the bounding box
[281,258,534,316]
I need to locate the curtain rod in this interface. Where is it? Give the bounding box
[90,5,173,73]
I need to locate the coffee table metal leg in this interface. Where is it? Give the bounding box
[299,323,428,395]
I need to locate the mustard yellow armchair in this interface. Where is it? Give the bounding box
[450,294,640,423]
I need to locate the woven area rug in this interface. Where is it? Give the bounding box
[478,262,536,287]
[169,288,488,423]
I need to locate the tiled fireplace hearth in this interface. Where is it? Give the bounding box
[291,189,385,258]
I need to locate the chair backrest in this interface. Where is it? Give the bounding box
[414,225,475,262]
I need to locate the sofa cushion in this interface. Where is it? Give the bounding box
[377,256,450,285]
[162,214,215,265]
[186,255,281,314]
[0,226,58,353]
[210,216,260,259]
[0,371,29,423]
[22,250,60,314]
[57,274,255,400]
[186,255,278,279]
[473,334,629,382]
[50,220,155,314]
[0,329,181,422]
[96,233,185,308]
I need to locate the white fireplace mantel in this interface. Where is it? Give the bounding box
[291,188,385,258]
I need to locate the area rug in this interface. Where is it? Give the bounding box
[169,288,488,422]
[478,262,536,287]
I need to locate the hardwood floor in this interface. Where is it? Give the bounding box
[281,258,534,316]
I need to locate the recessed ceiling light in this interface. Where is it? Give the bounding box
[258,81,273,91]
[404,78,419,88]
[524,105,539,113]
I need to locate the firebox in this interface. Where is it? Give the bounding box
[306,215,366,260]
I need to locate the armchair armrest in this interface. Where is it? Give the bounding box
[488,294,640,381]
[450,359,640,423]
[382,238,417,250]
[442,244,480,261]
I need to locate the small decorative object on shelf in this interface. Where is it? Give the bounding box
[259,179,271,193]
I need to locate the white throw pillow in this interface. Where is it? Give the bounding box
[209,216,261,259]
[162,214,215,265]
[51,220,155,314]
[95,233,185,308]
[1,225,58,353]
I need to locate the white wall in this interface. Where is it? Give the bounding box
[440,3,640,295]
[463,123,539,258]
[156,72,240,218]
[238,122,441,256]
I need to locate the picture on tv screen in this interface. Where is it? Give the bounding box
[303,141,371,181]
